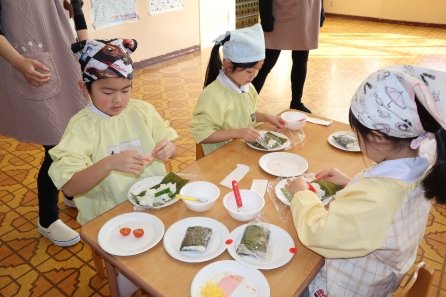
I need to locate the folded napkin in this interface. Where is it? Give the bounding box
[250,179,269,199]
[220,164,250,189]
[307,117,333,126]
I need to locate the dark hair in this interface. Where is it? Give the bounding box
[203,35,259,88]
[85,81,93,93]
[349,97,446,205]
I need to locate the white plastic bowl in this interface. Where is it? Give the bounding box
[179,181,220,212]
[223,189,265,221]
[281,111,308,130]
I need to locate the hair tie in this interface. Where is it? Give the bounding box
[410,132,433,149]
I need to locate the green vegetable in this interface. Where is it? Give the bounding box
[316,180,343,197]
[155,187,171,197]
[281,188,293,202]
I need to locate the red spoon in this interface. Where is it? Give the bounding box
[232,180,243,209]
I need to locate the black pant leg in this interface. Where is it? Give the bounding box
[252,48,281,93]
[37,145,59,227]
[290,50,309,109]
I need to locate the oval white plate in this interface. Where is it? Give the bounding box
[328,131,360,152]
[98,212,164,256]
[275,178,332,207]
[226,223,295,270]
[246,130,290,152]
[190,260,270,297]
[127,176,179,209]
[259,152,308,177]
[163,217,230,263]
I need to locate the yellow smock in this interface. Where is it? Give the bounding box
[190,79,258,155]
[49,99,178,225]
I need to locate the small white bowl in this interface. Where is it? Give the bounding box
[281,111,308,130]
[223,189,265,221]
[179,181,220,212]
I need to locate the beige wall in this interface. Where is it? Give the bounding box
[83,0,200,62]
[323,0,446,25]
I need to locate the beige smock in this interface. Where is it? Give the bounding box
[49,99,178,225]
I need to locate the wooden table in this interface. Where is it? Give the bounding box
[81,117,366,297]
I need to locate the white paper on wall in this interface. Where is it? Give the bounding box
[149,0,183,15]
[91,0,138,29]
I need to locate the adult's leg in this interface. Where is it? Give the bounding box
[37,145,59,228]
[37,145,80,247]
[252,49,281,93]
[290,50,311,112]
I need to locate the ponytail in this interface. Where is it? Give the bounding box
[203,35,230,88]
[422,128,446,204]
[415,98,446,204]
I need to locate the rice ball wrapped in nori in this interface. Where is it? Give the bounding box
[180,226,212,253]
[236,224,270,258]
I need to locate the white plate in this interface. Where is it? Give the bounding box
[227,223,295,270]
[98,212,164,256]
[328,131,361,152]
[127,175,179,209]
[163,217,230,263]
[190,260,270,297]
[246,130,290,152]
[275,178,332,207]
[259,152,308,177]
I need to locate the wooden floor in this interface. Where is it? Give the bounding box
[1,16,445,297]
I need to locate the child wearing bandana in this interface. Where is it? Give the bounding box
[190,24,286,156]
[48,39,178,226]
[285,65,446,297]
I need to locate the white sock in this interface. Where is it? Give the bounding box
[117,273,138,297]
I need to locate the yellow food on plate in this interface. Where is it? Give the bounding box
[200,281,225,297]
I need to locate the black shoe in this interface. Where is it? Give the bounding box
[291,103,312,113]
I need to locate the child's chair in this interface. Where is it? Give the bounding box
[392,261,434,297]
[196,143,204,160]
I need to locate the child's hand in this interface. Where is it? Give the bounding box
[315,168,351,187]
[151,140,176,161]
[238,128,261,143]
[285,176,309,195]
[268,114,286,130]
[108,150,152,175]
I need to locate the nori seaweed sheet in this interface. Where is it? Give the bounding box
[151,172,188,195]
[180,226,212,252]
[236,224,270,256]
[332,134,357,149]
[252,132,288,150]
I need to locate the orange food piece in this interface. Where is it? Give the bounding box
[133,228,144,238]
[120,227,131,236]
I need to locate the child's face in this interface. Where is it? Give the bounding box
[90,78,132,116]
[225,60,263,87]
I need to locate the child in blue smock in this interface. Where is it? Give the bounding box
[190,24,286,155]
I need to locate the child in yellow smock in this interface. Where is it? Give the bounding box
[49,39,178,225]
[190,24,285,156]
[286,65,446,297]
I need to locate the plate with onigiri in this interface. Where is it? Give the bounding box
[275,174,343,206]
[127,172,188,209]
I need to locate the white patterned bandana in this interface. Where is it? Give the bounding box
[350,65,446,147]
[71,38,137,82]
